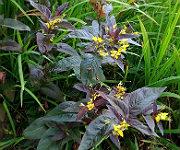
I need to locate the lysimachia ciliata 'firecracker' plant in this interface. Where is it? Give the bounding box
[23,1,171,150]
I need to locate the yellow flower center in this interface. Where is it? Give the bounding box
[45,17,62,29]
[113,120,130,137]
[110,39,129,60]
[86,100,95,111]
[155,112,170,123]
[98,49,109,57]
[86,93,100,111]
[120,26,127,34]
[92,36,103,43]
[115,82,126,99]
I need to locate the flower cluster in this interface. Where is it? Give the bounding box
[113,120,130,137]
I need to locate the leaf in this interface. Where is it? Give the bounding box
[40,83,63,101]
[42,113,80,124]
[92,20,99,36]
[68,27,93,40]
[47,101,77,116]
[24,113,80,140]
[36,128,65,150]
[98,92,129,119]
[124,87,166,116]
[1,18,30,31]
[0,40,21,51]
[109,135,121,149]
[130,119,158,136]
[157,122,164,135]
[55,3,69,16]
[148,76,180,87]
[73,83,89,93]
[80,54,105,85]
[78,115,111,150]
[143,115,155,132]
[36,32,54,53]
[28,0,51,21]
[37,138,59,150]
[53,56,81,77]
[23,118,48,139]
[38,0,50,7]
[59,20,75,30]
[56,43,78,56]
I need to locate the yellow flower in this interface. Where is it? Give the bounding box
[92,36,103,43]
[155,113,170,123]
[45,18,62,29]
[115,82,126,99]
[110,50,121,59]
[86,93,100,111]
[113,120,130,137]
[86,102,95,111]
[113,24,117,29]
[120,26,127,34]
[98,49,109,57]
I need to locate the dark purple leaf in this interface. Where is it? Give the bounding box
[29,65,44,79]
[157,122,164,136]
[56,43,78,56]
[124,87,166,116]
[98,92,129,119]
[118,34,139,40]
[29,0,51,21]
[73,83,89,93]
[59,20,75,30]
[39,20,48,32]
[0,39,21,51]
[40,83,63,101]
[92,20,99,36]
[115,59,125,72]
[36,32,54,53]
[107,105,123,122]
[127,39,141,46]
[77,106,88,120]
[2,18,30,31]
[78,115,111,150]
[55,3,69,16]
[143,115,155,132]
[130,119,158,137]
[68,27,93,40]
[110,135,121,149]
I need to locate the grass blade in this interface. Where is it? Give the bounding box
[18,54,25,107]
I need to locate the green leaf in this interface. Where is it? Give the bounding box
[23,118,48,139]
[37,128,62,150]
[37,137,59,150]
[24,113,80,139]
[78,115,111,150]
[139,19,151,84]
[148,76,180,87]
[160,92,180,102]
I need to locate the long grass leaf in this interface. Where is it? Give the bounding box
[139,19,151,84]
[10,0,33,24]
[18,54,25,107]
